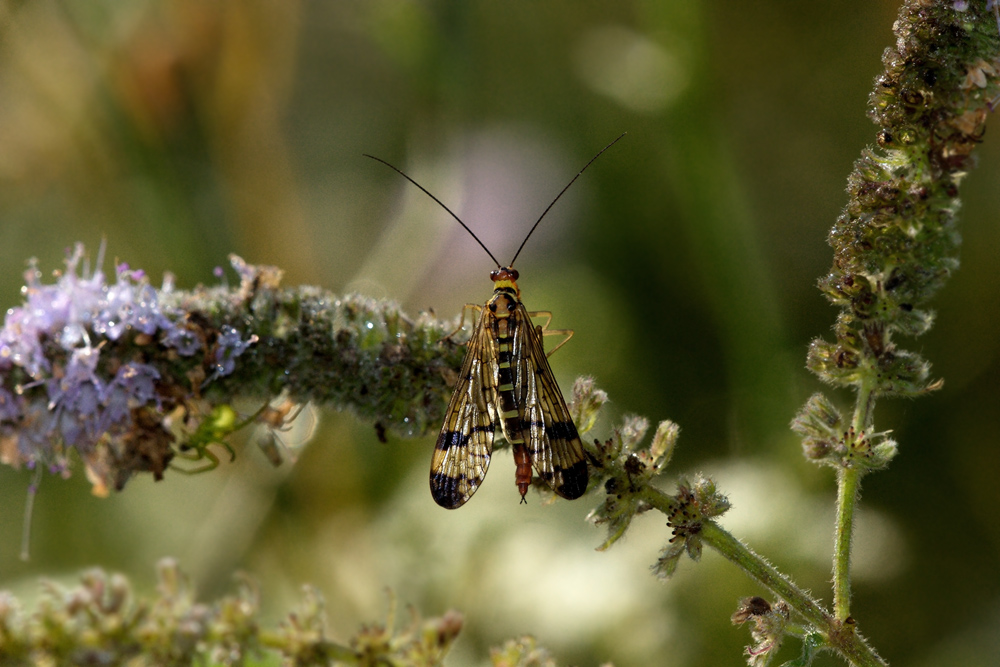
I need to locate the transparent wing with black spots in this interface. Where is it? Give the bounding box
[430,310,499,508]
[515,304,589,500]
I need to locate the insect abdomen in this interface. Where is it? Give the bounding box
[495,325,532,501]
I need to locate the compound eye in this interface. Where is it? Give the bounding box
[508,268,519,280]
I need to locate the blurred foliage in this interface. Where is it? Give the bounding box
[0,1,999,666]
[0,558,464,666]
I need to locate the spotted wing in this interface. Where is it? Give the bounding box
[430,308,499,509]
[512,304,589,500]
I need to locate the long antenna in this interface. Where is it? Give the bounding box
[365,132,626,270]
[508,132,626,267]
[363,153,503,268]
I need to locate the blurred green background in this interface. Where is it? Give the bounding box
[1,1,999,665]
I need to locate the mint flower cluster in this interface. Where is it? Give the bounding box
[807,0,1000,403]
[0,244,464,494]
[0,244,256,492]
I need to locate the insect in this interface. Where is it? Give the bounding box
[366,134,624,508]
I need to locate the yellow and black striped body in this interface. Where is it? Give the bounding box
[488,280,535,502]
[430,267,589,509]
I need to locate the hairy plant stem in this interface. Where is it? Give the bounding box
[833,381,876,620]
[833,466,861,620]
[639,485,885,664]
[704,519,884,666]
[634,476,888,664]
[699,521,828,628]
[803,0,1000,660]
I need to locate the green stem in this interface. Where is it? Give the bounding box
[700,520,886,667]
[641,486,885,665]
[834,381,875,620]
[851,381,875,435]
[642,488,827,625]
[699,521,829,631]
[833,467,861,620]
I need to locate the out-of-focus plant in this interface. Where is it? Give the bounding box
[0,558,464,666]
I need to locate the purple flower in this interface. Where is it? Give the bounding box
[99,362,161,433]
[93,260,172,340]
[1,245,109,378]
[45,346,104,450]
[0,245,274,490]
[0,244,189,382]
[0,244,185,470]
[0,387,22,422]
[161,325,201,356]
[212,325,257,379]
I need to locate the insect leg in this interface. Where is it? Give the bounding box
[443,304,484,343]
[528,310,574,357]
[172,446,221,474]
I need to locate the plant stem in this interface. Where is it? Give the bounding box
[833,381,875,620]
[700,520,886,667]
[833,466,860,620]
[699,521,829,630]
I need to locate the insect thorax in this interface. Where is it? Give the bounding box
[487,288,519,321]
